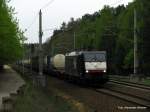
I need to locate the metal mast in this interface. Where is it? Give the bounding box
[74,32,76,50]
[134,8,138,75]
[39,10,43,76]
[38,10,46,87]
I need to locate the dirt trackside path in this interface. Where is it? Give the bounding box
[0,65,25,109]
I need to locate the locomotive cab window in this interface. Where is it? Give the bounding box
[84,53,106,62]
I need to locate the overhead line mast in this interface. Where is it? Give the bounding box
[134,8,138,76]
[38,10,46,87]
[39,10,43,76]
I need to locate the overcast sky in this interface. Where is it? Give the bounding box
[9,0,133,43]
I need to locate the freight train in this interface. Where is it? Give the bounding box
[21,51,109,84]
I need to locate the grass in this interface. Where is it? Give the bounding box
[13,81,78,112]
[142,79,150,85]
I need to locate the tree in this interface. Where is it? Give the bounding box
[0,0,23,66]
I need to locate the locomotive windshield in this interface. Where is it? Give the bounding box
[83,52,106,62]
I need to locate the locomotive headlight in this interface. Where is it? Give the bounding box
[86,70,89,73]
[103,70,106,73]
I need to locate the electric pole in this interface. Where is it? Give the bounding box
[22,30,27,75]
[22,32,25,75]
[74,32,76,50]
[39,10,43,76]
[134,8,138,76]
[38,10,46,87]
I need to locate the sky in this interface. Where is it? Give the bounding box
[9,0,133,43]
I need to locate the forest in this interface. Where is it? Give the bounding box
[0,0,23,68]
[45,0,150,75]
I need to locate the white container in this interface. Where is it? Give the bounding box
[51,54,65,69]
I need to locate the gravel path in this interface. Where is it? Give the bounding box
[0,65,25,110]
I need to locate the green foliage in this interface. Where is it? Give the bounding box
[0,0,23,64]
[124,49,134,69]
[136,0,150,74]
[114,3,134,73]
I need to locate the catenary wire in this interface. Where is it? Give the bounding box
[41,0,55,10]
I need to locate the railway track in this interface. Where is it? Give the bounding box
[95,88,150,109]
[110,75,150,85]
[109,79,150,90]
[92,79,150,109]
[107,81,150,100]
